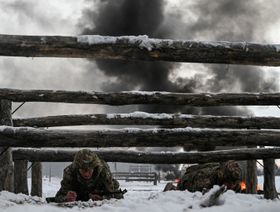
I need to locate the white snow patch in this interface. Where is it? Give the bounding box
[77,35,174,51]
[106,112,174,119]
[121,90,172,95]
[1,177,280,211]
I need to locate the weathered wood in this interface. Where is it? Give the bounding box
[1,34,280,66]
[0,100,13,192]
[12,148,280,163]
[13,113,280,129]
[3,88,280,106]
[14,160,28,195]
[263,158,278,199]
[246,160,257,194]
[3,126,280,148]
[31,162,42,197]
[13,126,280,147]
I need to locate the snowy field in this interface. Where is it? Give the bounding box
[0,176,280,212]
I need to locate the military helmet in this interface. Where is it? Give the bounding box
[73,149,101,170]
[222,160,241,182]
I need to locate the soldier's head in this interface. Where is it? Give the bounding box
[222,160,241,182]
[73,149,101,180]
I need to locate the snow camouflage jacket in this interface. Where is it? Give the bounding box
[55,150,123,203]
[177,160,241,192]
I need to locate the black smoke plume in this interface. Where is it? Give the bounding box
[79,0,279,115]
[79,0,280,173]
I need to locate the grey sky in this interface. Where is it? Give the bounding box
[0,0,280,117]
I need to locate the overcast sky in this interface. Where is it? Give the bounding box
[0,0,280,117]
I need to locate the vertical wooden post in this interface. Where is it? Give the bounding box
[246,160,257,194]
[31,162,42,197]
[14,160,28,195]
[0,100,14,192]
[263,158,278,199]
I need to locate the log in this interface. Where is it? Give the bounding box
[12,147,280,163]
[2,126,280,148]
[1,34,280,66]
[14,160,28,195]
[3,88,280,106]
[246,160,257,194]
[0,100,13,192]
[31,162,42,197]
[263,158,278,199]
[13,113,280,129]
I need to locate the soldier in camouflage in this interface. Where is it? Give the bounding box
[55,149,123,202]
[164,160,241,192]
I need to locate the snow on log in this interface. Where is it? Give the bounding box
[12,112,280,129]
[12,147,280,163]
[3,88,280,106]
[2,126,280,147]
[1,34,280,66]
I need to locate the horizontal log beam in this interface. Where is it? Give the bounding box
[2,126,280,147]
[12,148,280,163]
[1,34,280,66]
[3,88,280,106]
[13,112,280,129]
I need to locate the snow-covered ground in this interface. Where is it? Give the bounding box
[1,176,280,212]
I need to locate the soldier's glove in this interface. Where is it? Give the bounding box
[66,191,77,202]
[89,193,103,201]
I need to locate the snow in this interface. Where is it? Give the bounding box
[77,35,173,51]
[1,176,280,211]
[77,35,280,54]
[106,111,174,119]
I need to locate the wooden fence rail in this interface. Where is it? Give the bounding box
[3,89,280,106]
[13,113,280,129]
[1,34,280,66]
[12,148,280,163]
[2,126,280,148]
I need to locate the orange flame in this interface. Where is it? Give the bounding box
[240,181,246,191]
[240,181,261,191]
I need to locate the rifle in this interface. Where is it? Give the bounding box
[46,189,127,203]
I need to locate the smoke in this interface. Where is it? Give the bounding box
[79,0,279,116]
[79,0,178,94]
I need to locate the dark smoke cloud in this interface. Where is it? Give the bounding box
[79,0,279,116]
[79,0,179,95]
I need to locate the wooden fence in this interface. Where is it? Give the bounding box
[0,34,280,200]
[112,172,158,185]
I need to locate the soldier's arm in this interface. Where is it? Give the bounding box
[99,162,123,199]
[55,166,75,202]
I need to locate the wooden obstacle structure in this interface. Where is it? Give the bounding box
[0,34,280,200]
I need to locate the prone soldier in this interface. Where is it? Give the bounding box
[55,149,124,202]
[164,160,242,192]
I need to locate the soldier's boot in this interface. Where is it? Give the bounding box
[163,182,177,192]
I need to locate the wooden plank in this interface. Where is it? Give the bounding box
[13,113,280,129]
[12,147,280,163]
[3,88,280,106]
[3,126,280,148]
[1,34,280,66]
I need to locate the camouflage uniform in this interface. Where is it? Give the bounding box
[165,160,241,192]
[55,149,123,202]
